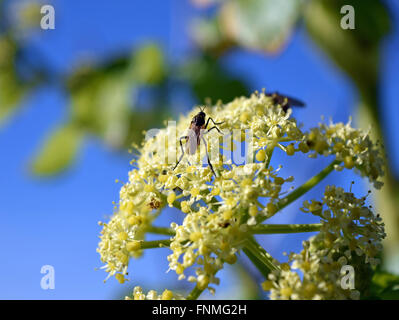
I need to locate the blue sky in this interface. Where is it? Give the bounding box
[0,0,398,299]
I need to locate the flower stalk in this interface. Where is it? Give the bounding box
[186,286,205,300]
[258,159,340,223]
[250,223,322,234]
[242,236,280,278]
[140,239,171,249]
[147,226,175,236]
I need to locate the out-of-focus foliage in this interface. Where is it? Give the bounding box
[31,123,83,175]
[65,44,167,149]
[369,270,399,299]
[131,44,165,84]
[0,1,249,175]
[180,54,248,103]
[192,0,304,54]
[0,37,29,124]
[304,0,399,273]
[304,0,391,101]
[31,43,171,174]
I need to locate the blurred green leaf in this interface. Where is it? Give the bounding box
[368,270,399,300]
[218,0,304,53]
[304,0,391,91]
[191,17,235,56]
[0,72,26,125]
[129,44,165,84]
[181,55,249,103]
[124,108,170,147]
[66,43,166,149]
[0,37,27,125]
[31,124,83,176]
[70,73,132,148]
[305,1,398,269]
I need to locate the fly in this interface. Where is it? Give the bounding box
[266,91,305,112]
[173,107,223,176]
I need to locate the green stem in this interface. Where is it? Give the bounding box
[140,239,171,249]
[242,247,270,278]
[258,159,340,223]
[278,159,340,210]
[242,236,280,278]
[358,89,399,269]
[147,226,175,236]
[186,286,204,300]
[250,223,322,234]
[265,146,274,168]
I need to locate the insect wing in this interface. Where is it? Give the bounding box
[284,95,305,107]
[186,127,198,155]
[268,92,305,108]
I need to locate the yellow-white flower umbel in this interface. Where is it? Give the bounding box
[126,286,185,300]
[97,91,385,299]
[305,120,384,189]
[264,186,385,300]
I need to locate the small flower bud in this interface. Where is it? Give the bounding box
[286,144,295,156]
[344,156,355,169]
[115,273,126,284]
[161,289,173,300]
[167,192,176,207]
[256,149,266,162]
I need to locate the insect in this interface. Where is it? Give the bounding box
[266,91,305,112]
[218,221,231,228]
[148,198,161,210]
[173,107,223,176]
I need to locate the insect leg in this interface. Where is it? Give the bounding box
[205,117,224,129]
[173,136,189,170]
[201,136,216,177]
[205,126,222,134]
